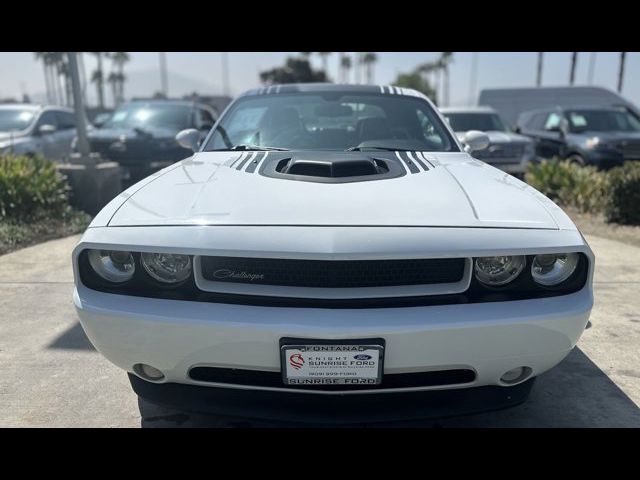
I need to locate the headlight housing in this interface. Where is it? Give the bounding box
[474,255,526,286]
[531,253,579,286]
[87,249,135,283]
[140,252,192,284]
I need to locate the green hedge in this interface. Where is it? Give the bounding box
[605,162,640,225]
[0,153,71,220]
[525,159,607,214]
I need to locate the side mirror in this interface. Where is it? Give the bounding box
[176,128,201,152]
[462,130,490,153]
[38,124,56,135]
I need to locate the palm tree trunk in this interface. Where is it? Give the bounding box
[79,52,88,105]
[536,52,543,87]
[618,52,627,93]
[97,53,105,108]
[569,52,578,85]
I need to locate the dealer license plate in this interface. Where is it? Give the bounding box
[280,339,384,386]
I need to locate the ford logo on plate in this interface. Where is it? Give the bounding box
[354,354,372,360]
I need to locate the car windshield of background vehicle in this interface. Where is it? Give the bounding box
[444,113,508,133]
[0,109,36,132]
[102,104,191,130]
[204,93,458,152]
[567,109,640,133]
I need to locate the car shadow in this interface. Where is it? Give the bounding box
[47,322,95,351]
[139,347,640,428]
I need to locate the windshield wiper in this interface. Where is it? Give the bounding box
[345,146,415,152]
[229,144,289,151]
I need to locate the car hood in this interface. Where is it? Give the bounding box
[107,151,561,229]
[570,131,640,141]
[88,125,180,141]
[455,130,532,144]
[0,131,28,143]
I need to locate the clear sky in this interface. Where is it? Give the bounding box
[1,52,638,108]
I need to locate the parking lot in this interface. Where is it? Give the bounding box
[1,233,639,427]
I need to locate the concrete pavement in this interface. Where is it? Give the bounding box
[1,234,639,427]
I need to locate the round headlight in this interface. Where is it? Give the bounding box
[474,255,526,286]
[88,249,135,283]
[141,252,192,284]
[531,253,579,286]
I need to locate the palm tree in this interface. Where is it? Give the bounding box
[48,52,69,106]
[618,52,627,93]
[536,52,544,87]
[417,61,442,104]
[362,53,378,84]
[90,52,106,108]
[110,52,130,105]
[569,52,578,85]
[34,52,55,104]
[340,54,352,83]
[107,71,119,107]
[318,52,331,80]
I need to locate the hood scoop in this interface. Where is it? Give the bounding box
[261,152,405,183]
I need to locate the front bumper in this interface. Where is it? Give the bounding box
[131,373,536,423]
[75,284,592,395]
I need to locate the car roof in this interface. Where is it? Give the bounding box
[0,103,42,111]
[440,106,496,114]
[238,83,427,99]
[0,104,74,113]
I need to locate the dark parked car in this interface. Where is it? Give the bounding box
[82,100,218,185]
[515,106,640,169]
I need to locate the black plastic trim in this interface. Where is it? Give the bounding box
[78,251,589,309]
[188,366,475,391]
[130,374,536,424]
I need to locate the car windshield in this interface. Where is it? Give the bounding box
[203,92,458,152]
[443,112,507,132]
[0,109,37,132]
[103,103,191,130]
[566,109,640,133]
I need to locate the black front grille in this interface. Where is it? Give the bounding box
[188,367,476,390]
[622,142,640,160]
[474,144,525,160]
[200,256,466,288]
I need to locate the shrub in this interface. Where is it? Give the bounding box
[525,159,607,213]
[605,162,640,225]
[0,153,71,220]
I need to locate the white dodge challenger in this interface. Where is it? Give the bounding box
[73,84,594,424]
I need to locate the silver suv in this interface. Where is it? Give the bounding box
[0,104,78,162]
[440,106,537,176]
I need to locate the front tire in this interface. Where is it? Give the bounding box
[566,153,585,166]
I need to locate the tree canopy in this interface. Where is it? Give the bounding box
[260,57,328,85]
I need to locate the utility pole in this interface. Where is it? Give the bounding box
[159,52,168,97]
[469,52,478,104]
[569,52,578,85]
[536,52,543,87]
[67,52,91,160]
[221,52,230,96]
[618,52,627,93]
[587,52,596,84]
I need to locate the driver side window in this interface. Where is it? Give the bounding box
[36,111,58,130]
[544,113,562,131]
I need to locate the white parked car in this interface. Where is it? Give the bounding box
[73,84,594,424]
[0,104,78,162]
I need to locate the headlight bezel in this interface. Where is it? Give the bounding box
[78,249,589,307]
